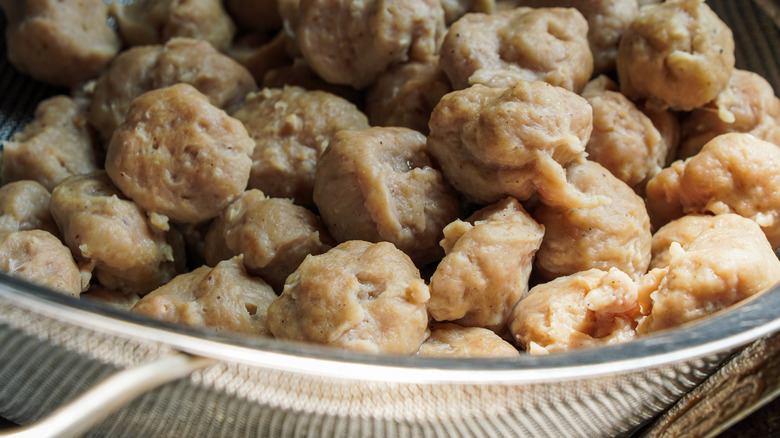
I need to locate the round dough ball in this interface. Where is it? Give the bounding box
[0,229,82,297]
[266,241,430,354]
[617,0,735,111]
[314,127,460,265]
[0,180,57,236]
[416,323,519,358]
[105,83,254,224]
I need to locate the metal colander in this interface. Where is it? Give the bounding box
[0,1,779,437]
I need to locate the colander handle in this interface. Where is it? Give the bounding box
[0,353,217,438]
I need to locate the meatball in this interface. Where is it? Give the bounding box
[231,86,369,207]
[105,84,254,224]
[204,189,334,292]
[89,37,256,143]
[132,256,277,337]
[645,133,780,247]
[649,214,737,270]
[0,181,57,236]
[365,60,452,135]
[509,268,641,355]
[266,241,430,355]
[261,58,363,105]
[296,0,445,89]
[82,285,141,311]
[440,0,495,25]
[0,230,82,297]
[228,32,294,85]
[427,81,603,208]
[581,76,668,192]
[617,0,735,111]
[1,95,99,192]
[428,197,544,330]
[225,0,282,32]
[313,127,460,265]
[416,323,520,358]
[0,0,120,87]
[679,69,780,159]
[110,0,236,53]
[50,172,183,295]
[637,214,780,334]
[438,7,592,92]
[534,160,652,281]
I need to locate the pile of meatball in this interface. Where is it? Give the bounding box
[1,0,779,358]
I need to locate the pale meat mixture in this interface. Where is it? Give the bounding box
[617,0,735,111]
[266,241,430,355]
[295,0,445,89]
[231,86,369,207]
[1,96,99,192]
[428,198,544,330]
[439,7,592,92]
[204,189,333,293]
[416,323,519,358]
[89,37,256,143]
[314,127,459,265]
[110,0,236,52]
[0,181,57,236]
[638,214,780,334]
[427,81,602,208]
[105,84,254,224]
[0,230,82,297]
[534,160,652,281]
[0,0,120,87]
[645,133,780,248]
[133,256,277,337]
[50,172,183,295]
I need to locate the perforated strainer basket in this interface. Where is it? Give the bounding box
[0,1,779,437]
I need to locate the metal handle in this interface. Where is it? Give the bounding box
[0,353,218,438]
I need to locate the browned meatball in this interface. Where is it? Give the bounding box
[50,172,184,295]
[1,95,99,191]
[266,241,430,354]
[82,285,141,311]
[637,214,780,334]
[231,86,369,207]
[509,268,641,354]
[645,133,780,247]
[438,7,592,92]
[617,0,735,111]
[0,0,120,87]
[0,181,57,236]
[110,0,236,52]
[89,37,256,142]
[679,69,780,159]
[534,160,652,281]
[313,127,460,265]
[581,76,668,192]
[416,323,520,358]
[0,230,82,297]
[440,0,495,25]
[133,256,277,337]
[365,60,452,135]
[225,0,281,32]
[204,189,334,292]
[427,81,603,209]
[105,84,254,224]
[296,0,445,89]
[428,198,544,330]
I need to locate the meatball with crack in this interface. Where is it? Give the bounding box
[0,230,82,297]
[296,0,445,89]
[645,133,780,247]
[231,86,369,207]
[509,268,642,355]
[50,172,183,295]
[0,181,58,236]
[439,7,592,92]
[314,127,460,266]
[133,256,277,336]
[429,198,544,331]
[534,160,652,281]
[266,241,430,355]
[617,0,735,111]
[0,0,120,87]
[105,84,254,224]
[89,37,256,143]
[416,323,519,358]
[427,81,603,208]
[204,189,334,293]
[637,214,780,334]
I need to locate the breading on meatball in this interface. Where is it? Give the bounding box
[416,323,520,358]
